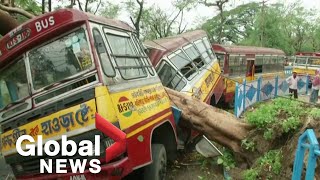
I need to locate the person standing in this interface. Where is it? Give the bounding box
[286,71,299,99]
[309,69,320,103]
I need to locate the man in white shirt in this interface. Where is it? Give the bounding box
[286,71,299,99]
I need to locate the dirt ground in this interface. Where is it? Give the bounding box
[166,150,225,180]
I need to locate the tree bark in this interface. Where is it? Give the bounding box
[0,9,19,36]
[0,3,35,18]
[165,87,253,153]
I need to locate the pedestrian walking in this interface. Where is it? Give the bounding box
[309,69,320,103]
[286,71,299,99]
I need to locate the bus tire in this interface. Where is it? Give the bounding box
[228,98,235,109]
[144,144,167,180]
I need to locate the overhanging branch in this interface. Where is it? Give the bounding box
[0,4,35,18]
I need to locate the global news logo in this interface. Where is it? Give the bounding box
[16,135,101,173]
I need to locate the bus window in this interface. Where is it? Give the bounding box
[183,44,205,69]
[0,59,29,109]
[132,35,155,76]
[169,50,197,80]
[202,37,215,59]
[195,40,211,64]
[262,56,273,73]
[216,53,225,69]
[255,55,263,73]
[229,55,245,76]
[92,28,115,77]
[308,57,320,67]
[29,28,94,90]
[105,31,147,80]
[157,61,186,91]
[295,57,307,66]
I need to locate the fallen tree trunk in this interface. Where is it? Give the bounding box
[165,87,253,153]
[0,9,19,36]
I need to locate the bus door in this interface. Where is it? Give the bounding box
[246,54,255,81]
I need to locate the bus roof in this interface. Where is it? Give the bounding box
[295,52,320,56]
[212,44,285,56]
[144,30,208,66]
[0,8,134,68]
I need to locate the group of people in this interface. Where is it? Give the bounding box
[286,69,320,103]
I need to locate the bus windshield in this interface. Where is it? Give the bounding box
[308,57,320,66]
[0,59,29,109]
[28,28,93,90]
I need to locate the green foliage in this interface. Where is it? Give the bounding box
[242,168,259,180]
[310,108,320,119]
[245,98,305,140]
[99,2,121,18]
[246,103,277,129]
[258,150,282,175]
[242,150,282,180]
[217,149,236,171]
[202,2,260,43]
[263,128,273,140]
[241,138,255,152]
[202,1,320,55]
[281,117,300,133]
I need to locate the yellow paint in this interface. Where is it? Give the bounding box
[186,61,222,102]
[126,112,172,138]
[109,83,171,131]
[1,99,96,155]
[293,67,317,76]
[95,86,118,123]
[225,72,285,94]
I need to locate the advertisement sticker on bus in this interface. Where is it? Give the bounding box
[6,28,31,50]
[1,99,96,155]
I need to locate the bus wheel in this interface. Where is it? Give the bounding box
[228,98,235,109]
[144,144,167,180]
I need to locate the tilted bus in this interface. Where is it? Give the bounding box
[212,44,286,107]
[0,9,179,180]
[144,30,224,106]
[144,30,224,145]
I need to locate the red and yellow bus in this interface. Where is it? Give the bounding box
[0,9,179,180]
[212,44,286,107]
[293,52,320,76]
[144,30,224,106]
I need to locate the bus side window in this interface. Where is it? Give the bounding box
[262,56,272,73]
[157,61,186,91]
[92,29,115,77]
[255,56,263,73]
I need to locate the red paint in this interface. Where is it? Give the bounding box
[0,9,133,69]
[124,108,172,134]
[126,115,176,168]
[95,113,126,163]
[295,52,320,57]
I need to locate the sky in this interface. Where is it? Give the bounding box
[134,0,320,29]
[47,0,320,29]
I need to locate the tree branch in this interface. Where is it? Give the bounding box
[77,0,83,11]
[178,10,184,34]
[94,0,102,14]
[84,0,89,12]
[165,9,181,37]
[0,4,35,18]
[134,0,144,38]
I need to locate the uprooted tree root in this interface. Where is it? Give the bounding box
[165,88,320,179]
